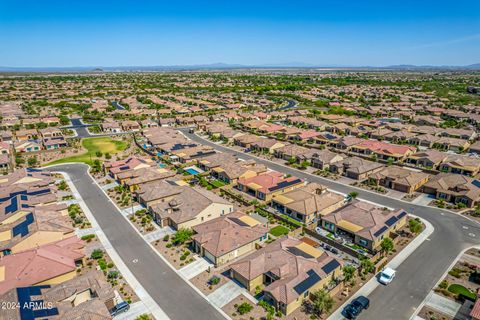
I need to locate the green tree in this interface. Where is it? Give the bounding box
[172,228,193,245]
[360,258,375,275]
[310,289,334,317]
[27,156,38,167]
[380,237,394,255]
[236,302,253,315]
[342,265,356,285]
[347,191,359,200]
[135,314,150,320]
[408,219,423,235]
[92,159,102,173]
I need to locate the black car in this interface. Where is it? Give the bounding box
[342,296,370,319]
[110,301,130,317]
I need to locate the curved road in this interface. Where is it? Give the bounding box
[180,128,480,320]
[44,163,226,320]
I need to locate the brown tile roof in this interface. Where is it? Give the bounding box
[192,211,268,257]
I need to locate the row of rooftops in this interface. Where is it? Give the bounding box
[0,168,116,319]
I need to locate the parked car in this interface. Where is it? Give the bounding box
[315,226,322,234]
[189,128,195,133]
[378,267,396,285]
[343,296,370,319]
[110,301,130,317]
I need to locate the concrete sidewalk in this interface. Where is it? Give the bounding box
[208,280,257,308]
[328,216,434,320]
[179,256,213,280]
[60,172,169,320]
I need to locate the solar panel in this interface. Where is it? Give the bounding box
[5,197,18,214]
[119,165,130,171]
[385,216,398,227]
[322,259,341,274]
[293,269,321,295]
[21,195,28,201]
[397,211,407,219]
[269,179,302,192]
[12,213,35,238]
[373,226,388,238]
[472,180,480,188]
[17,286,58,320]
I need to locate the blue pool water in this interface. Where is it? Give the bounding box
[158,163,166,168]
[185,168,200,175]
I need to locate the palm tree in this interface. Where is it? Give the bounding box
[311,289,334,317]
[342,265,356,286]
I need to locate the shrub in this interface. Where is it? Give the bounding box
[98,259,107,270]
[81,234,95,242]
[163,235,170,242]
[209,276,220,285]
[237,302,253,315]
[90,249,104,260]
[439,280,449,289]
[448,267,462,278]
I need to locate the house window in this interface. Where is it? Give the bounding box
[258,192,265,200]
[358,238,368,247]
[324,222,335,231]
[304,290,309,298]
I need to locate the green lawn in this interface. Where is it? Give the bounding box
[210,179,227,188]
[45,137,128,166]
[269,225,290,237]
[448,284,476,300]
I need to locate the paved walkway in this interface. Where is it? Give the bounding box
[208,280,257,308]
[328,216,434,320]
[425,293,462,318]
[120,204,145,217]
[144,226,175,243]
[101,181,119,190]
[75,227,98,237]
[60,198,79,206]
[59,172,169,320]
[178,257,214,280]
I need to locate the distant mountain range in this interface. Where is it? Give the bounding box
[0,62,479,72]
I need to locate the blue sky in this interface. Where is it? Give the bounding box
[1,0,479,67]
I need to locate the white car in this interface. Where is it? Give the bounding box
[379,267,396,285]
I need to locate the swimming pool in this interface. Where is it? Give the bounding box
[185,168,200,175]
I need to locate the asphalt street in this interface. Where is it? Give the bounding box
[180,128,480,320]
[65,118,127,138]
[44,163,226,320]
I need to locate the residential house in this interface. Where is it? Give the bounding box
[101,121,122,133]
[192,211,268,266]
[43,137,68,150]
[320,200,407,252]
[136,181,234,229]
[330,157,385,180]
[236,171,304,202]
[213,159,267,185]
[171,145,216,164]
[251,138,287,154]
[0,270,115,319]
[234,134,261,148]
[405,150,449,170]
[0,236,85,294]
[422,173,480,208]
[229,236,343,315]
[439,154,480,176]
[271,183,346,225]
[368,166,430,194]
[14,140,42,153]
[310,149,344,170]
[15,129,38,141]
[121,120,140,132]
[38,127,63,139]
